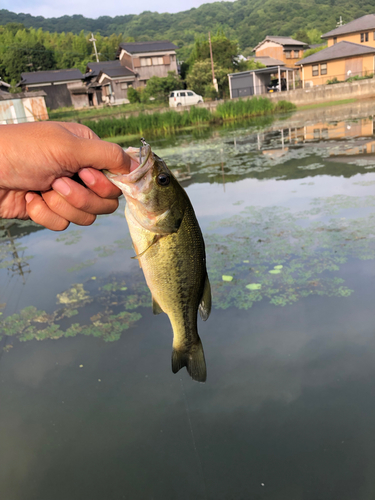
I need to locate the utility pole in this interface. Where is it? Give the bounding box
[208,32,219,93]
[336,16,343,27]
[89,33,100,63]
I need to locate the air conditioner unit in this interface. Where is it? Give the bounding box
[304,81,313,88]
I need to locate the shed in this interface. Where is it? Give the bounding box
[0,91,48,124]
[228,66,296,99]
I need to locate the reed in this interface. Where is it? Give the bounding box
[83,98,296,139]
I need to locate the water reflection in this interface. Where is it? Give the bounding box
[3,101,375,499]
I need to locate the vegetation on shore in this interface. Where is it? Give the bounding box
[82,98,296,140]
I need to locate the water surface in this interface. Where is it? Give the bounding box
[2,101,375,499]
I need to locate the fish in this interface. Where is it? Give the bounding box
[104,140,211,382]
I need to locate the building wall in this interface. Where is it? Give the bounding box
[255,41,305,68]
[100,76,134,104]
[26,83,73,110]
[326,31,375,47]
[302,54,374,86]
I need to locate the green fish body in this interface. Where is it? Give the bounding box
[104,143,211,382]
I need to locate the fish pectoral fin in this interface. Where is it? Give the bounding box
[199,273,212,321]
[131,234,162,260]
[152,296,163,315]
[172,337,207,382]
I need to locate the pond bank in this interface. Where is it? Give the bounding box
[85,98,295,144]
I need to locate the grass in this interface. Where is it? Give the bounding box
[83,97,296,141]
[297,98,358,111]
[49,101,162,121]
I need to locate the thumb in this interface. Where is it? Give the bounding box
[73,138,138,175]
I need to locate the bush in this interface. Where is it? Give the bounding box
[127,87,141,103]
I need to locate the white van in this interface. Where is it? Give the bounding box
[169,90,204,107]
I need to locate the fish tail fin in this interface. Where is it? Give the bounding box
[172,337,207,382]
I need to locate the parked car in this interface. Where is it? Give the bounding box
[169,90,204,107]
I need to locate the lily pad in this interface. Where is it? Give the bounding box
[243,260,250,263]
[269,269,281,274]
[274,265,283,269]
[222,275,233,282]
[246,283,262,290]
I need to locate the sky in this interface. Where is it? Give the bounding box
[2,0,231,19]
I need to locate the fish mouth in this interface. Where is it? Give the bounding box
[103,141,152,187]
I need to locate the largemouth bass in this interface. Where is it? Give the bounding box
[104,141,211,382]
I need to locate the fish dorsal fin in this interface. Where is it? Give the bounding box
[152,296,163,315]
[199,274,211,321]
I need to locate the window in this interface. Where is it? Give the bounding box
[313,129,320,140]
[120,83,128,90]
[320,63,327,75]
[170,92,174,97]
[294,50,299,58]
[366,32,369,41]
[140,57,152,66]
[360,32,368,42]
[312,64,319,76]
[187,91,194,96]
[285,50,291,59]
[152,56,164,65]
[333,37,337,44]
[180,92,186,97]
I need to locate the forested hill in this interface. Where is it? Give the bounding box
[1,0,375,50]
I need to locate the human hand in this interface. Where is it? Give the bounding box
[0,121,137,230]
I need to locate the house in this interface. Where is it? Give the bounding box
[321,14,375,48]
[253,36,309,69]
[85,60,137,105]
[0,91,48,124]
[18,69,85,110]
[296,41,375,87]
[116,41,178,86]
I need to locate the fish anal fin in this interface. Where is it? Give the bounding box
[152,296,163,315]
[199,274,212,322]
[172,338,207,382]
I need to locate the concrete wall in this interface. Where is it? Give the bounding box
[265,76,375,106]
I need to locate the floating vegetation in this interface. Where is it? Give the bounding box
[207,196,375,309]
[222,275,234,282]
[56,230,83,245]
[298,163,325,170]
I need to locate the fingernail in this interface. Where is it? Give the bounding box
[52,178,71,196]
[25,193,35,203]
[79,168,95,186]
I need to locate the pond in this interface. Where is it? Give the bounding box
[2,101,375,499]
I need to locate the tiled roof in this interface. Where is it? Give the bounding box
[254,36,308,50]
[99,66,136,79]
[322,14,375,38]
[85,60,122,78]
[296,41,375,65]
[19,68,83,85]
[118,41,178,54]
[252,56,285,66]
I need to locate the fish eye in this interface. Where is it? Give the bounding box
[157,173,170,186]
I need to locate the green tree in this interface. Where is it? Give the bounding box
[142,71,182,102]
[186,59,229,98]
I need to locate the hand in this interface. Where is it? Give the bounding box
[0,121,137,230]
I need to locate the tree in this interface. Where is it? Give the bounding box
[142,71,182,102]
[186,59,229,98]
[2,42,56,82]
